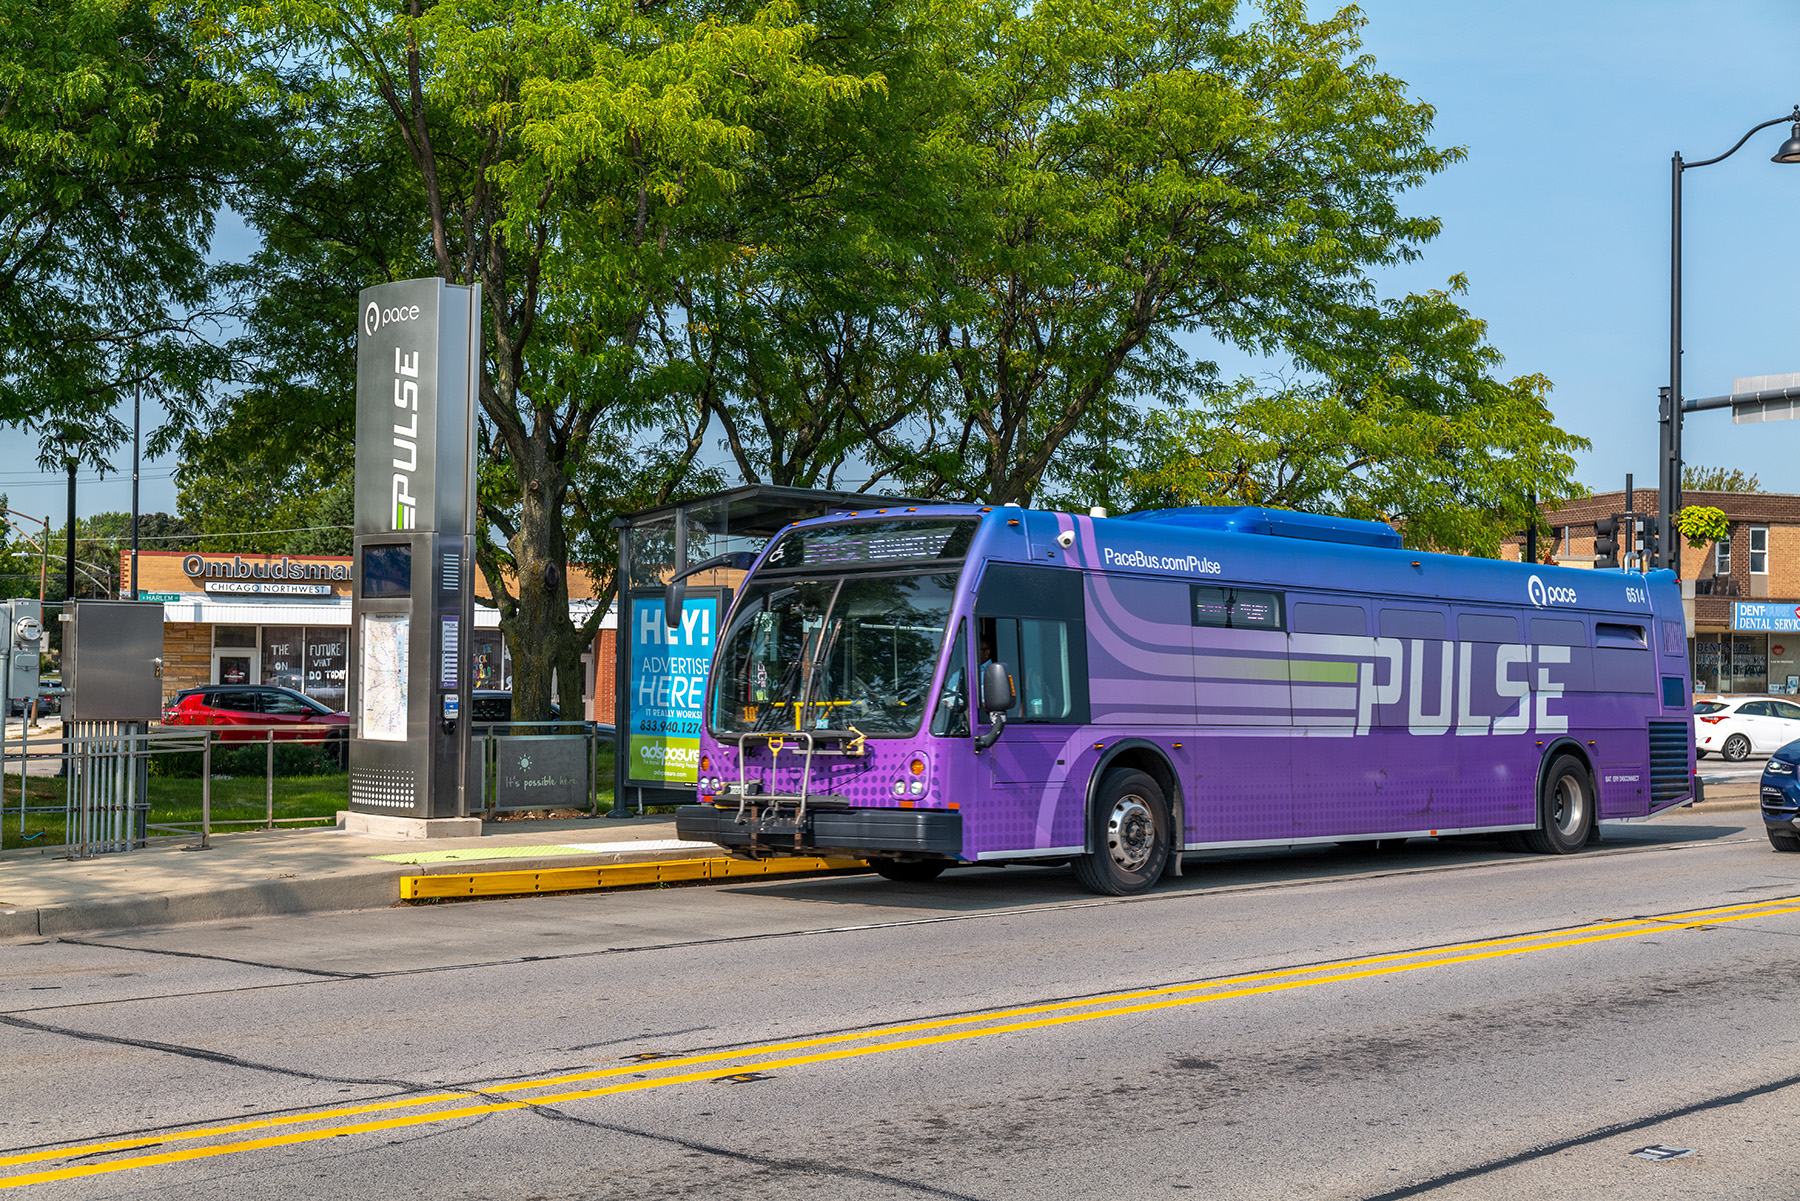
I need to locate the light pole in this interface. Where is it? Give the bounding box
[1658,106,1800,573]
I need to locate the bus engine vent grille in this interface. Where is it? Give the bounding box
[1647,722,1690,806]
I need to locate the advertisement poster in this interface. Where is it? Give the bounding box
[627,594,719,786]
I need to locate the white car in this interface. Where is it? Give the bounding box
[1694,696,1800,761]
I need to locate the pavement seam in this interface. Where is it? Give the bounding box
[0,1013,423,1091]
[524,1106,990,1199]
[52,935,368,979]
[1357,1067,1800,1199]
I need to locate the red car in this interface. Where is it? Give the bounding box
[162,685,350,762]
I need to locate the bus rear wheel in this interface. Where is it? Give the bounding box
[873,859,947,883]
[1073,769,1170,896]
[1524,755,1594,855]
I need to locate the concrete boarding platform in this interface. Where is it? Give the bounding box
[0,814,750,940]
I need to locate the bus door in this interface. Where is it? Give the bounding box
[973,565,1090,839]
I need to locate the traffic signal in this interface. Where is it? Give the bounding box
[1639,520,1660,567]
[1594,516,1620,568]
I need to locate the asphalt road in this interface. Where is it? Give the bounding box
[4,812,1799,1200]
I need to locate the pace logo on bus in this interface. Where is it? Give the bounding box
[1526,574,1577,608]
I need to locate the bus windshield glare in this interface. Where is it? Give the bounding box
[711,572,958,737]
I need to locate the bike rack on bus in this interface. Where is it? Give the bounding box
[726,726,866,829]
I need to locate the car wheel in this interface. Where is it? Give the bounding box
[1072,768,1170,896]
[873,860,948,883]
[1722,734,1752,762]
[1523,755,1594,855]
[1770,830,1800,853]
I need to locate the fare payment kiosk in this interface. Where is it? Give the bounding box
[346,278,480,820]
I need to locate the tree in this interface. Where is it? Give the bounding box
[1683,465,1760,493]
[193,0,884,721]
[0,0,251,468]
[840,0,1482,509]
[1103,281,1589,554]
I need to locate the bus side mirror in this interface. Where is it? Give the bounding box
[664,579,686,631]
[980,661,1015,713]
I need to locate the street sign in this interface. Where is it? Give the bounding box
[1730,372,1800,423]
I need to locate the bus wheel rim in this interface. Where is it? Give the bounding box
[1106,796,1156,872]
[1552,774,1585,837]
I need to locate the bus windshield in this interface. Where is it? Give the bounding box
[711,572,959,738]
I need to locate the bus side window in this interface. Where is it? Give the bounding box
[979,615,1075,722]
[973,564,1090,724]
[931,621,971,737]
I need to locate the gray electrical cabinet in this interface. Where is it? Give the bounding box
[65,600,165,722]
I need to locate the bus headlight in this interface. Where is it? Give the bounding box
[892,779,907,796]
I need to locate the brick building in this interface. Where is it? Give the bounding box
[1504,487,1800,695]
[121,550,619,722]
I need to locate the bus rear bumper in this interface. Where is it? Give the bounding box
[676,804,963,860]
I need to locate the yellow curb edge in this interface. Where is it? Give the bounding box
[399,856,867,900]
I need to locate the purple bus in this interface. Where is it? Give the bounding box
[675,504,1696,895]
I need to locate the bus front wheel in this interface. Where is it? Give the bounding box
[1073,769,1170,896]
[1524,756,1594,855]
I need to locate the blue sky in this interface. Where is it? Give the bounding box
[4,0,1798,520]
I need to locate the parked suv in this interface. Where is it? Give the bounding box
[162,685,351,763]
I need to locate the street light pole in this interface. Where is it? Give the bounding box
[1658,106,1800,573]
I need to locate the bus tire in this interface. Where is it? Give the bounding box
[1073,769,1170,896]
[1524,755,1594,855]
[873,859,948,883]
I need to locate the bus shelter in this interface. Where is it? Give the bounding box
[610,486,918,814]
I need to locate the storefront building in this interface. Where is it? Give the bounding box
[124,550,617,720]
[1507,485,1800,696]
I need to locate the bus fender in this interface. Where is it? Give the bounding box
[1085,738,1185,875]
[1535,737,1595,808]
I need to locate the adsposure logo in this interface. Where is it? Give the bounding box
[365,300,422,337]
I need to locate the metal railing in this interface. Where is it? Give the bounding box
[3,719,617,853]
[2,721,346,856]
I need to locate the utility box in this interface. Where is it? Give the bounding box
[65,600,164,721]
[5,599,41,703]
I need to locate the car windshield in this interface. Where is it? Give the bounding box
[1693,701,1727,714]
[710,572,959,737]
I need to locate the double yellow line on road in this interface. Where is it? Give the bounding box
[6,893,1800,1190]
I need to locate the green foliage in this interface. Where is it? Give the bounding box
[1102,280,1589,554]
[150,740,342,778]
[1676,505,1730,549]
[0,0,255,467]
[187,0,886,720]
[1683,465,1760,493]
[850,0,1483,507]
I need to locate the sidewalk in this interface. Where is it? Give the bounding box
[0,812,775,940]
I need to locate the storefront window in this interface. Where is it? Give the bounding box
[1692,637,1723,693]
[1730,634,1768,694]
[262,626,304,692]
[304,628,348,711]
[215,626,257,649]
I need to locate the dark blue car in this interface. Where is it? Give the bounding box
[1758,744,1800,852]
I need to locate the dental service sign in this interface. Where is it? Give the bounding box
[626,592,722,786]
